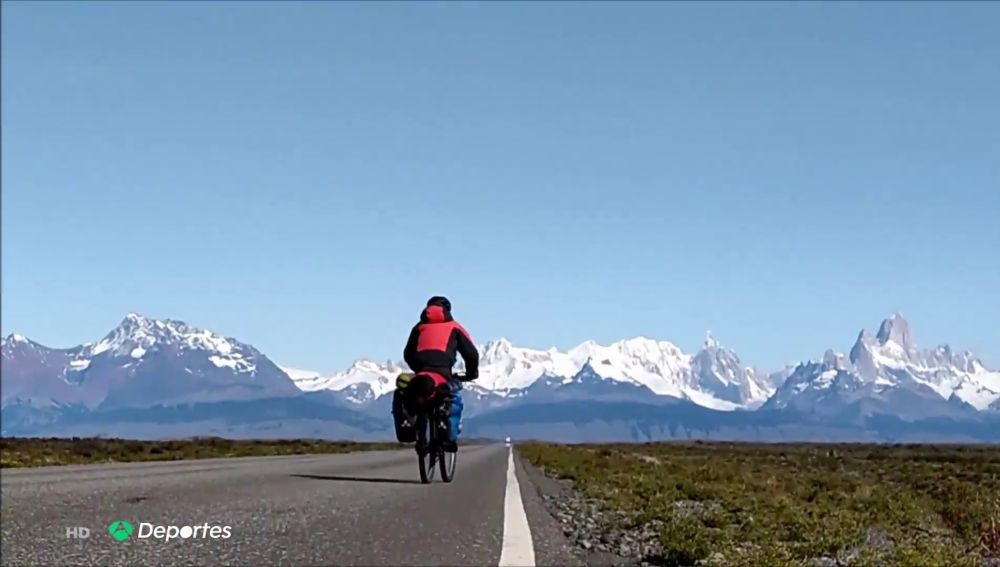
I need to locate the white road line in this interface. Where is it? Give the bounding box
[499,446,535,567]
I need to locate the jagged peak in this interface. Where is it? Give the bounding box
[848,329,875,358]
[483,337,514,355]
[0,333,31,346]
[704,331,720,349]
[85,312,244,360]
[875,312,915,350]
[2,333,41,350]
[2,334,32,355]
[822,349,852,370]
[118,312,169,331]
[131,312,198,330]
[822,349,839,365]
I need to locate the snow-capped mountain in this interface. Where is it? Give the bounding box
[690,333,790,410]
[285,334,780,411]
[280,359,409,403]
[472,338,579,393]
[3,311,997,442]
[764,313,1000,417]
[1,334,89,408]
[76,313,259,373]
[1,313,300,410]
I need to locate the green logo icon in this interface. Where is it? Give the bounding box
[108,521,134,542]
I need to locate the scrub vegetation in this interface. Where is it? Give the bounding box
[0,437,404,468]
[519,441,1000,567]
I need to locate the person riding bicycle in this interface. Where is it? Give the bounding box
[400,296,479,452]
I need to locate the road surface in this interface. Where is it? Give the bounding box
[1,444,582,566]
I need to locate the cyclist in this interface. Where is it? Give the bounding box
[402,296,479,452]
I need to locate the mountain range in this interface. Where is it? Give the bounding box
[283,333,786,411]
[2,312,997,442]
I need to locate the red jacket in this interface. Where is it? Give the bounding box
[403,304,479,379]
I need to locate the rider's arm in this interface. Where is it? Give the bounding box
[453,323,479,379]
[403,325,420,370]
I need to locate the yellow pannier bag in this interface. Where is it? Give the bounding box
[395,372,414,390]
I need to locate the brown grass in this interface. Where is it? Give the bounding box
[520,441,1000,566]
[0,436,405,468]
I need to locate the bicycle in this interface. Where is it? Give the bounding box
[413,372,470,484]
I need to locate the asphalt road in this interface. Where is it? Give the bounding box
[1,444,582,567]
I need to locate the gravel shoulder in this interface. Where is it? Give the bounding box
[516,451,655,566]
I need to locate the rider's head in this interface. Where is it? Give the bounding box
[426,296,452,312]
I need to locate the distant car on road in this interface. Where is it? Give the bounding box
[505,436,511,447]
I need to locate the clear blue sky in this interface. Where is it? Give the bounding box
[2,1,998,373]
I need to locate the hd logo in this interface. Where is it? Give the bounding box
[108,520,232,542]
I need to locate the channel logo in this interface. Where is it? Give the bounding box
[109,521,134,541]
[108,520,232,542]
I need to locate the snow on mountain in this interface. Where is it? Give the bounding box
[8,310,991,429]
[282,359,408,399]
[690,332,784,409]
[1,334,86,408]
[3,334,27,346]
[72,313,256,374]
[1,313,300,410]
[279,366,323,383]
[766,313,1000,414]
[565,337,690,398]
[290,334,777,411]
[2,333,61,362]
[472,338,578,392]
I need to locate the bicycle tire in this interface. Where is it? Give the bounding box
[440,447,456,482]
[432,408,457,483]
[417,416,436,484]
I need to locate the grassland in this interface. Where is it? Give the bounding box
[0,437,405,468]
[519,441,1000,567]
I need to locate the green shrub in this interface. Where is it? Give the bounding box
[520,441,1000,565]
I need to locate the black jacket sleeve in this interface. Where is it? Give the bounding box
[403,325,420,371]
[454,325,480,379]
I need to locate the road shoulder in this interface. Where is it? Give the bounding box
[514,448,641,567]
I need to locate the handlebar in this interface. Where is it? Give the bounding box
[452,372,475,382]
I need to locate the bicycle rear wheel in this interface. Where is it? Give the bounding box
[432,410,457,483]
[416,415,437,484]
[439,446,457,483]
